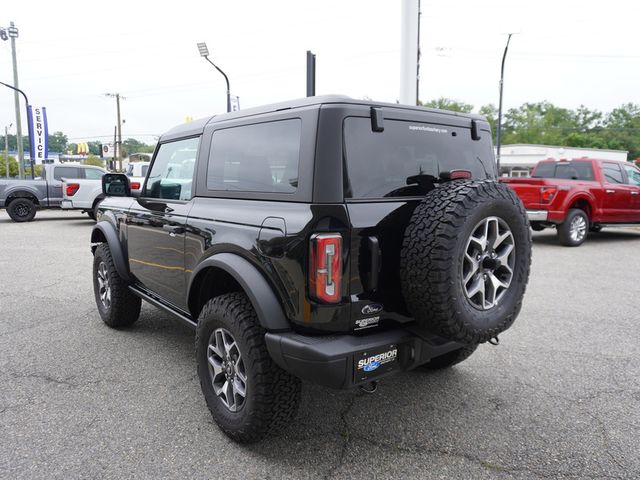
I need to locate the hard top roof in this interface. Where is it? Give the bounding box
[159,95,486,141]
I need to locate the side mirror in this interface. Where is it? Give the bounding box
[102,173,131,197]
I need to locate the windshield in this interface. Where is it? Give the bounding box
[343,117,495,199]
[532,160,594,181]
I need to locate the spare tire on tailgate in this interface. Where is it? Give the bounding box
[400,180,531,344]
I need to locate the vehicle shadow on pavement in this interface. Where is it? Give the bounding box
[532,229,640,245]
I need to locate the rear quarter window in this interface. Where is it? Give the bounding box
[343,117,494,199]
[532,161,594,181]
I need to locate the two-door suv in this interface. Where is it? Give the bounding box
[91,96,532,442]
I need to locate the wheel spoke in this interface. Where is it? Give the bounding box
[463,253,479,283]
[207,327,247,413]
[208,355,224,379]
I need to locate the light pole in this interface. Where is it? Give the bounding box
[0,80,33,178]
[4,123,12,178]
[1,22,25,179]
[105,93,125,171]
[197,42,231,113]
[496,33,517,176]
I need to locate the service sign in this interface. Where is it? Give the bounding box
[28,106,49,162]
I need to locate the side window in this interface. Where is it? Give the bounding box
[144,137,199,201]
[141,165,149,177]
[623,164,640,186]
[84,168,104,180]
[53,166,80,180]
[602,162,624,184]
[207,119,301,193]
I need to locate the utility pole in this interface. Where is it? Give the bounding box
[4,123,11,178]
[399,0,420,106]
[105,93,125,171]
[8,22,24,179]
[113,126,117,171]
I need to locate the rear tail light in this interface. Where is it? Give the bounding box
[130,182,141,190]
[66,183,80,197]
[309,233,342,303]
[540,186,557,203]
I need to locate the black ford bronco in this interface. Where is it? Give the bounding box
[91,95,532,443]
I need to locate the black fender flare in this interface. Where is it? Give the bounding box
[188,253,290,332]
[92,220,132,283]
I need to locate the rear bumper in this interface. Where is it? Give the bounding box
[526,209,549,222]
[265,327,463,389]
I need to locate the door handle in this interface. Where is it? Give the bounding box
[605,189,615,194]
[631,191,639,196]
[163,225,185,235]
[164,206,174,213]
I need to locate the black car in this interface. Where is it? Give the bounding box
[90,95,532,442]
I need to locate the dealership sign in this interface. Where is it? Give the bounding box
[27,106,48,161]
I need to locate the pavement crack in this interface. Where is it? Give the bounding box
[7,371,79,388]
[323,392,360,480]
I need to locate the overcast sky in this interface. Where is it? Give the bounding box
[1,0,639,144]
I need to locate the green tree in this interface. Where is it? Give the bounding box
[48,131,68,153]
[122,138,154,157]
[83,155,105,167]
[421,97,473,113]
[478,104,498,139]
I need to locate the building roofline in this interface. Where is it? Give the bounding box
[500,143,628,154]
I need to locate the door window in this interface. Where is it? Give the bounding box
[622,164,640,186]
[144,137,199,201]
[602,162,624,184]
[84,168,104,180]
[53,166,81,180]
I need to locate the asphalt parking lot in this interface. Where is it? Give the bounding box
[1,209,639,479]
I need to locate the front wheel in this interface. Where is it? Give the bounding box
[558,209,588,246]
[93,244,141,327]
[7,198,37,222]
[196,293,301,443]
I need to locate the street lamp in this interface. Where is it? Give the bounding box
[197,42,231,113]
[495,33,518,176]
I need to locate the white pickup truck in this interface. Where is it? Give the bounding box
[62,163,147,219]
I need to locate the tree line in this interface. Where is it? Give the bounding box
[1,132,155,158]
[422,98,640,161]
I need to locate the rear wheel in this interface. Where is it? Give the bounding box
[7,198,37,222]
[196,293,301,443]
[558,209,588,246]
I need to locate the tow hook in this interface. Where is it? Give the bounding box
[488,336,500,346]
[359,381,378,394]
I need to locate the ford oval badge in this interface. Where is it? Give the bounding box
[361,303,383,315]
[363,361,381,372]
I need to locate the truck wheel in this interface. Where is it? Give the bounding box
[92,244,141,327]
[400,180,532,344]
[7,198,37,222]
[558,209,588,246]
[196,292,301,443]
[422,344,478,370]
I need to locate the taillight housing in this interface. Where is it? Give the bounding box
[130,181,141,190]
[540,186,557,203]
[66,183,80,197]
[309,233,342,303]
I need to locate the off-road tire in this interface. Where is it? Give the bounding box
[92,244,141,327]
[196,293,301,443]
[558,208,588,247]
[400,180,532,344]
[422,344,479,370]
[7,198,37,222]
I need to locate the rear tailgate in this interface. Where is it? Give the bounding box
[500,177,549,209]
[61,178,101,209]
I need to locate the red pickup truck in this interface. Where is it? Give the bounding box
[501,158,640,246]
